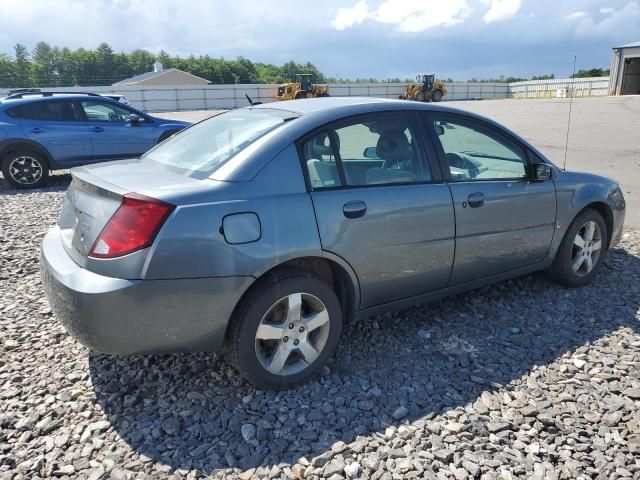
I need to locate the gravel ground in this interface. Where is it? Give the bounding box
[1,175,639,480]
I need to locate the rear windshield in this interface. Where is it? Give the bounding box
[143,108,298,177]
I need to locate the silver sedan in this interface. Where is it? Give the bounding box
[40,97,626,389]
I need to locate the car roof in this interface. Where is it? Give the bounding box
[216,96,553,182]
[252,96,464,116]
[0,94,117,107]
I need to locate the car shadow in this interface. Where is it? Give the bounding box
[89,246,639,474]
[0,172,71,195]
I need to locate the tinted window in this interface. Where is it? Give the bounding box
[7,100,78,121]
[302,113,431,189]
[80,100,135,122]
[431,115,526,181]
[143,108,297,177]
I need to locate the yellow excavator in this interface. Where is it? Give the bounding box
[276,74,330,100]
[400,74,447,102]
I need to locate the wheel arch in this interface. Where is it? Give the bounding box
[226,254,360,340]
[581,201,614,248]
[157,130,180,144]
[0,139,54,169]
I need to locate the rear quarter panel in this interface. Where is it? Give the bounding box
[143,144,324,280]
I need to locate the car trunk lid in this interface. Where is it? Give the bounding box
[58,159,204,267]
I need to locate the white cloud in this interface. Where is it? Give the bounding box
[375,0,471,32]
[600,7,614,14]
[331,1,369,30]
[482,0,522,23]
[331,0,471,32]
[565,11,588,20]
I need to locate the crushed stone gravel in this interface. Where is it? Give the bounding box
[1,174,639,479]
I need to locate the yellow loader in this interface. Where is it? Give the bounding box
[276,74,330,100]
[400,74,447,102]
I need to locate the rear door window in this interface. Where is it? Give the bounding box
[7,100,80,121]
[301,113,432,189]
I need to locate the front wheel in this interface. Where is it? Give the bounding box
[2,151,49,189]
[547,208,608,287]
[432,90,443,102]
[226,269,342,389]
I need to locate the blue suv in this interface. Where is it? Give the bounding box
[0,92,190,188]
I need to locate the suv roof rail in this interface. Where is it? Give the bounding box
[3,91,104,100]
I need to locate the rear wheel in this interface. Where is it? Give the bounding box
[547,208,607,287]
[2,151,49,189]
[432,90,443,102]
[226,269,342,389]
[318,92,330,97]
[294,91,309,100]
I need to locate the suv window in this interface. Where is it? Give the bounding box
[7,100,79,121]
[430,115,527,181]
[302,113,431,189]
[80,100,136,122]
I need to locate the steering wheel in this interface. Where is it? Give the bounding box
[445,153,480,178]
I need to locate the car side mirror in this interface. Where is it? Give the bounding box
[363,146,379,159]
[532,163,553,181]
[434,124,445,136]
[128,113,141,125]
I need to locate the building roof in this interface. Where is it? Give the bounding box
[113,68,209,86]
[616,40,640,49]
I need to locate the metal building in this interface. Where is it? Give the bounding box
[609,40,640,95]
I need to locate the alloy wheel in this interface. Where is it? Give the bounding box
[571,220,603,277]
[254,293,331,376]
[9,156,43,185]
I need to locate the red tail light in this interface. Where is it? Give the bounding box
[89,193,175,259]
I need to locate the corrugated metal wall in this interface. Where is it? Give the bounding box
[609,46,640,95]
[508,77,610,99]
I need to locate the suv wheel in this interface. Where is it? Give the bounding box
[226,269,343,389]
[2,151,49,189]
[547,208,607,287]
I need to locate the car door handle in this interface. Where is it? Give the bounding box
[29,127,45,133]
[467,192,485,208]
[343,200,367,219]
[90,126,105,132]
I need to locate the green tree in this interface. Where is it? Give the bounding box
[571,68,609,78]
[14,43,31,87]
[0,54,17,88]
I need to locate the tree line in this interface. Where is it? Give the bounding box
[0,41,612,89]
[0,42,328,88]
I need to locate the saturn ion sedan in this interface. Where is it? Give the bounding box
[40,97,626,389]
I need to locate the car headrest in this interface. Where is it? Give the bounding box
[376,130,410,163]
[310,131,340,158]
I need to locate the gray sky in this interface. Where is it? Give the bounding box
[0,0,638,80]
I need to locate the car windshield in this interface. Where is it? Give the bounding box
[143,108,298,177]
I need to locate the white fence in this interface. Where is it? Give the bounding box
[509,77,609,99]
[0,77,608,112]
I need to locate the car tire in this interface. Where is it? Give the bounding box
[2,151,49,189]
[547,208,608,287]
[157,131,178,144]
[225,268,343,389]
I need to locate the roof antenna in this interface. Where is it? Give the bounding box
[563,55,577,171]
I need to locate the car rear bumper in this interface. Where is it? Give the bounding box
[40,226,253,355]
